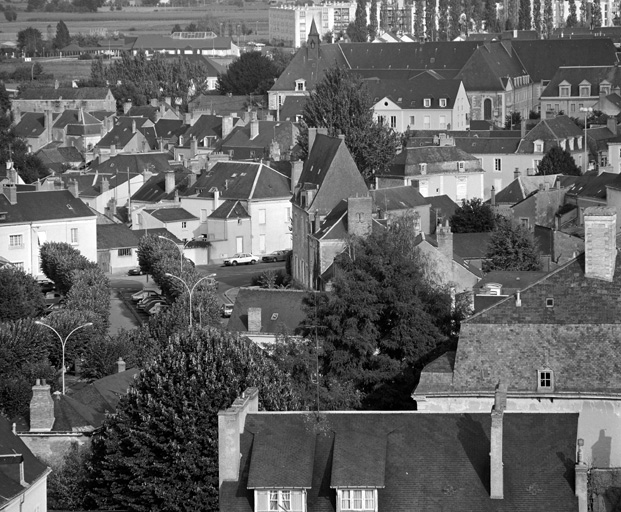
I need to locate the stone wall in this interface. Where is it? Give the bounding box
[20,434,90,467]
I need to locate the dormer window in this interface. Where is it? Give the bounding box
[424,98,431,108]
[580,83,591,97]
[255,490,305,512]
[419,163,427,175]
[560,139,566,150]
[537,368,554,392]
[295,79,306,92]
[534,140,544,153]
[457,161,465,172]
[569,138,575,150]
[439,98,447,107]
[559,85,570,97]
[601,82,611,95]
[338,489,376,511]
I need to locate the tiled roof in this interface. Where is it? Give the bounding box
[97,223,141,250]
[59,170,139,197]
[0,190,95,223]
[36,144,84,164]
[426,195,459,220]
[564,172,621,200]
[96,116,146,149]
[475,270,549,292]
[91,152,172,176]
[131,227,182,243]
[189,94,248,115]
[541,65,621,97]
[145,207,197,222]
[13,112,46,138]
[493,174,562,204]
[516,116,583,154]
[0,416,49,508]
[178,115,222,146]
[227,288,308,334]
[456,42,528,91]
[183,161,291,201]
[52,109,100,129]
[367,73,463,109]
[370,186,428,211]
[209,199,250,220]
[221,412,579,512]
[387,145,482,177]
[17,87,112,100]
[131,170,193,203]
[220,121,298,158]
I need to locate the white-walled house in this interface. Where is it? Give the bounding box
[0,186,97,277]
[139,207,200,242]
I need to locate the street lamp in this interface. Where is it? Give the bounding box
[35,321,93,395]
[158,236,194,274]
[580,107,593,173]
[165,273,215,328]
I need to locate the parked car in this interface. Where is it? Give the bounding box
[45,299,66,313]
[38,280,56,294]
[132,289,161,302]
[262,250,291,263]
[220,303,234,318]
[147,302,170,316]
[138,297,166,311]
[127,267,145,276]
[223,253,259,266]
[44,291,64,302]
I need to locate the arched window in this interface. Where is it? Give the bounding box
[484,98,493,120]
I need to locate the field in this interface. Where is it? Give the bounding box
[0,4,270,43]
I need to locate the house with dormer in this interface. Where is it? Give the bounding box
[11,87,116,115]
[218,387,584,512]
[377,137,485,203]
[12,111,54,153]
[540,65,621,119]
[414,205,621,470]
[94,116,155,160]
[367,72,470,133]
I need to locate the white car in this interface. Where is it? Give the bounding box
[131,289,161,302]
[223,253,259,266]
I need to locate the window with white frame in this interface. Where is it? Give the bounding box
[70,228,78,244]
[340,489,376,511]
[390,116,397,128]
[569,138,574,150]
[9,234,23,247]
[423,98,431,107]
[456,177,468,202]
[559,85,570,97]
[258,209,266,225]
[494,158,502,172]
[418,179,429,196]
[439,115,446,129]
[255,490,304,512]
[579,85,591,97]
[534,141,544,153]
[295,79,306,91]
[423,115,430,129]
[409,115,415,125]
[601,84,611,95]
[118,248,132,257]
[439,98,447,107]
[537,368,554,392]
[181,221,187,229]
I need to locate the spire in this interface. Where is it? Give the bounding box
[307,19,320,60]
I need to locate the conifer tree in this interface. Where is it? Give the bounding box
[543,0,553,37]
[533,0,542,34]
[518,0,531,28]
[369,0,378,40]
[566,0,578,26]
[53,20,71,50]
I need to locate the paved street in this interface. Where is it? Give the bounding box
[107,261,286,334]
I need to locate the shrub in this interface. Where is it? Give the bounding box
[78,52,93,60]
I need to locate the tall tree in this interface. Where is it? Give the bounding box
[380,0,389,31]
[86,328,306,511]
[566,0,578,26]
[0,83,10,115]
[483,0,499,32]
[518,0,531,28]
[449,198,497,233]
[533,0,542,35]
[471,0,485,30]
[53,20,71,50]
[16,27,44,57]
[415,0,425,39]
[352,0,369,41]
[425,0,437,39]
[369,0,378,40]
[483,217,542,272]
[302,216,457,409]
[448,0,463,39]
[580,0,588,25]
[542,0,553,37]
[438,0,450,39]
[298,66,400,183]
[0,267,45,321]
[592,0,602,27]
[506,0,518,28]
[216,51,278,96]
[537,146,580,176]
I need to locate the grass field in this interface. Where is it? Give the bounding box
[0,58,95,82]
[0,4,270,43]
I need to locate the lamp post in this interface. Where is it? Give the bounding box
[165,273,214,328]
[158,236,194,274]
[35,321,93,395]
[580,106,593,173]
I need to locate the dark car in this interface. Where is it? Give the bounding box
[127,267,145,276]
[220,303,234,318]
[38,280,56,294]
[262,250,291,263]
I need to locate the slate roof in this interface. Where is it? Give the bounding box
[59,170,139,198]
[516,116,583,154]
[541,65,621,97]
[36,144,84,164]
[130,228,182,243]
[13,112,47,138]
[145,207,197,222]
[426,194,459,220]
[227,288,308,334]
[91,152,172,176]
[97,223,141,250]
[183,161,291,201]
[17,87,112,100]
[493,174,562,204]
[219,121,298,158]
[456,41,529,91]
[369,186,428,211]
[564,172,621,200]
[510,38,618,82]
[313,199,349,240]
[366,73,463,109]
[475,270,550,293]
[96,116,147,149]
[279,96,307,121]
[52,109,101,129]
[155,118,185,139]
[454,136,520,154]
[0,190,95,223]
[453,232,493,259]
[221,411,579,512]
[178,115,222,147]
[209,199,250,220]
[0,416,49,508]
[131,170,194,203]
[188,94,248,116]
[387,145,483,177]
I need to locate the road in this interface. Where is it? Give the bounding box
[107,261,285,334]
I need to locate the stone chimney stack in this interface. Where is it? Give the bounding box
[115,357,126,374]
[132,119,137,134]
[69,179,79,198]
[14,107,21,125]
[436,220,453,261]
[191,137,198,157]
[247,307,262,332]
[490,381,507,500]
[250,118,259,140]
[213,188,220,209]
[491,185,496,206]
[110,144,116,157]
[308,127,317,153]
[584,206,617,282]
[3,184,17,205]
[291,160,303,194]
[30,379,54,432]
[222,115,234,140]
[575,439,588,512]
[44,109,53,142]
[347,195,373,237]
[165,170,175,195]
[101,177,110,193]
[218,387,259,485]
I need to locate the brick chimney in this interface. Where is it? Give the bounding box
[291,160,303,194]
[247,307,262,332]
[110,144,116,157]
[115,357,126,373]
[584,206,617,282]
[490,381,507,500]
[436,220,453,261]
[575,439,588,512]
[222,115,234,140]
[30,379,54,432]
[218,387,259,485]
[0,454,26,487]
[347,196,373,237]
[165,170,175,195]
